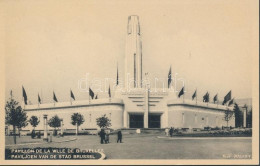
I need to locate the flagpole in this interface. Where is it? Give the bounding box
[217,94,219,108]
[207,95,208,107]
[183,87,185,103]
[88,77,92,105]
[70,88,72,105]
[23,97,25,109]
[23,95,25,109]
[109,85,111,103]
[89,87,90,105]
[53,90,55,107]
[170,65,172,90]
[41,89,43,104]
[196,88,197,105]
[207,92,209,107]
[117,61,119,86]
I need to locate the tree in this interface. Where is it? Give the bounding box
[223,109,234,127]
[234,103,243,127]
[71,113,85,135]
[29,116,40,130]
[96,114,111,129]
[5,98,28,144]
[48,115,61,136]
[17,117,28,138]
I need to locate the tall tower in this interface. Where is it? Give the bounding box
[125,15,143,89]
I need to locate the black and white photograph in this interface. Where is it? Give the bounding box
[0,0,259,165]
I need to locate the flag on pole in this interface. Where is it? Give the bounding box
[22,86,28,105]
[192,90,197,100]
[89,88,94,99]
[178,87,184,98]
[116,63,119,86]
[70,90,75,100]
[213,94,218,103]
[108,85,111,98]
[53,92,58,102]
[168,66,172,88]
[228,98,234,106]
[38,93,41,104]
[203,92,209,102]
[222,90,231,105]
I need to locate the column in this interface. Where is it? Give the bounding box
[43,114,48,141]
[243,108,247,128]
[60,119,63,136]
[144,87,149,128]
[162,110,168,128]
[123,110,128,128]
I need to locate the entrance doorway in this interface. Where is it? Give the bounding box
[129,114,144,128]
[148,114,161,128]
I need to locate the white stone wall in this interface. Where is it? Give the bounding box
[23,95,236,131]
[167,105,235,128]
[24,100,124,131]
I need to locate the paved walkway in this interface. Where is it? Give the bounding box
[5,134,252,159]
[157,136,252,140]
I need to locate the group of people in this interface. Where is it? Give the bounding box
[31,129,41,139]
[98,129,123,144]
[169,127,174,137]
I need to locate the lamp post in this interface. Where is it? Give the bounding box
[242,104,248,128]
[43,114,48,141]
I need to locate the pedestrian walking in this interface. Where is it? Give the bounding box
[169,127,173,137]
[105,131,110,144]
[117,130,122,143]
[99,129,105,144]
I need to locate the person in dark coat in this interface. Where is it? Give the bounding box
[117,130,122,143]
[99,129,105,144]
[169,127,173,137]
[105,131,110,144]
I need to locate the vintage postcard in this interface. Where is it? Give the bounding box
[0,0,259,165]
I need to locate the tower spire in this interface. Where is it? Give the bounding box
[125,15,143,89]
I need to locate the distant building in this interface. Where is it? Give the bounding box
[23,16,234,131]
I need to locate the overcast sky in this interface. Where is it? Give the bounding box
[4,0,258,104]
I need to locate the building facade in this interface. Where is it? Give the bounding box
[23,15,235,131]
